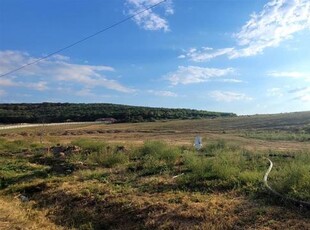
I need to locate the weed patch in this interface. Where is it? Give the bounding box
[131,141,182,175]
[269,151,310,201]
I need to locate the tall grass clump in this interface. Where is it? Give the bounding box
[70,139,128,168]
[179,141,264,191]
[269,151,310,201]
[133,141,181,175]
[87,150,128,168]
[202,139,226,155]
[182,152,212,181]
[0,139,35,154]
[71,139,107,153]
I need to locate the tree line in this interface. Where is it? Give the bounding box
[0,103,236,124]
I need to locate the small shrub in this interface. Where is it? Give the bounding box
[183,152,212,181]
[239,170,262,185]
[100,152,128,168]
[135,141,182,175]
[179,143,266,192]
[71,139,106,153]
[69,152,88,163]
[203,140,226,154]
[141,155,169,175]
[270,155,310,201]
[139,141,167,157]
[86,150,128,168]
[70,139,129,168]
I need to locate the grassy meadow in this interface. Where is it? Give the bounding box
[0,112,309,229]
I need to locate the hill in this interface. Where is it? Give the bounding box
[0,103,236,124]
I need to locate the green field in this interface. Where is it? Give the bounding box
[0,112,309,229]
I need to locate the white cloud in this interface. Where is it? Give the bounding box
[180,0,310,60]
[0,50,135,93]
[177,54,186,59]
[125,0,173,31]
[231,0,310,58]
[50,54,71,61]
[166,66,235,85]
[209,90,253,102]
[54,63,134,93]
[267,71,310,80]
[147,90,177,97]
[289,87,310,102]
[219,79,244,83]
[0,76,47,91]
[0,50,39,75]
[267,87,283,97]
[0,76,47,92]
[183,47,234,62]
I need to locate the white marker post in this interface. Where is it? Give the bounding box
[194,136,202,150]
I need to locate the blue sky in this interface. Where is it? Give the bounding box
[0,0,310,115]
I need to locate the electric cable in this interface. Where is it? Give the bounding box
[0,0,167,78]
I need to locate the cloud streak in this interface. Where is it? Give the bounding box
[179,47,234,62]
[166,66,235,85]
[209,90,253,102]
[267,71,310,81]
[267,87,283,97]
[289,87,310,102]
[147,90,177,97]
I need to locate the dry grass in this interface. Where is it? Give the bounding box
[1,115,310,152]
[0,196,62,230]
[3,179,308,230]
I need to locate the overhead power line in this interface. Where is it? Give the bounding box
[0,0,167,78]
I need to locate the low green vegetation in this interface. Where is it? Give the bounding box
[70,138,128,168]
[180,144,265,193]
[269,151,310,201]
[130,141,180,175]
[0,138,43,155]
[240,130,310,142]
[0,137,309,229]
[1,138,309,201]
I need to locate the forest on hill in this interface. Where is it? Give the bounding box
[0,103,236,124]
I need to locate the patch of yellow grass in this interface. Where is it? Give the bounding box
[0,196,62,230]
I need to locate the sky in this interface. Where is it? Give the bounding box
[0,0,310,115]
